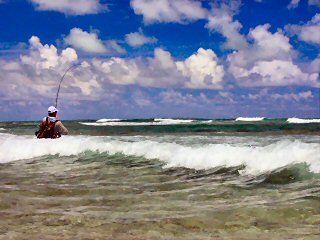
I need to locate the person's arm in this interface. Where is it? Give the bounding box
[35,117,47,138]
[55,121,69,135]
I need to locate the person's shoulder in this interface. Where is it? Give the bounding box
[42,117,47,122]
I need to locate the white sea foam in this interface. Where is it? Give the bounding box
[81,118,195,126]
[0,134,319,175]
[81,122,155,126]
[286,118,320,124]
[96,119,123,123]
[235,117,265,121]
[154,118,194,124]
[0,128,5,131]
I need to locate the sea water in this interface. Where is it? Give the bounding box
[0,118,319,239]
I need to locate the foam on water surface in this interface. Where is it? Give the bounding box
[81,118,195,126]
[287,118,320,124]
[0,133,319,175]
[96,119,124,123]
[235,117,265,121]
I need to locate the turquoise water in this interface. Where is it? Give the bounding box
[0,118,319,239]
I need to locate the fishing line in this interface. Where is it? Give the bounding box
[55,63,80,108]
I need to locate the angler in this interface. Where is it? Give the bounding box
[35,106,68,139]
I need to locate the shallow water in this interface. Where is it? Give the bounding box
[0,119,319,239]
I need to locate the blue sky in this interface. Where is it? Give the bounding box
[0,0,319,121]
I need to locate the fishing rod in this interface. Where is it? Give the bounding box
[55,63,80,108]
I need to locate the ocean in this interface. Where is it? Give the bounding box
[0,118,319,239]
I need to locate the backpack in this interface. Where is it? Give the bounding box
[36,117,61,139]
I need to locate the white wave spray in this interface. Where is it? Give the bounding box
[0,134,319,175]
[287,118,320,124]
[96,119,124,123]
[235,117,265,121]
[81,118,195,126]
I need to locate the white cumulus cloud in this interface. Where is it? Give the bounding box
[93,57,140,85]
[206,12,247,50]
[205,1,247,50]
[64,28,108,54]
[0,36,102,101]
[21,36,78,74]
[247,60,315,86]
[1,35,319,119]
[271,91,314,101]
[130,0,245,50]
[245,89,314,102]
[228,24,319,87]
[130,0,207,24]
[105,40,127,54]
[64,28,125,54]
[92,47,224,89]
[176,48,224,89]
[125,30,157,47]
[30,0,106,15]
[1,33,318,114]
[285,14,320,45]
[309,56,320,72]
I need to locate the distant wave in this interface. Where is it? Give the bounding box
[286,118,320,124]
[155,118,194,124]
[81,118,195,126]
[1,133,319,176]
[0,128,5,131]
[235,117,265,121]
[96,119,123,123]
[81,122,156,126]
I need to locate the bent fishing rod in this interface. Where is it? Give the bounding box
[55,63,80,108]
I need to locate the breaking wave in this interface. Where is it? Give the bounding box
[235,117,265,121]
[0,133,319,176]
[286,118,320,124]
[81,122,150,126]
[154,118,194,124]
[81,118,195,126]
[96,119,123,123]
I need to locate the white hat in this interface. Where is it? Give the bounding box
[48,106,59,113]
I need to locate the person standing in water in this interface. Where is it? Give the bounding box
[36,106,68,138]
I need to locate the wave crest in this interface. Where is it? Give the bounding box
[96,119,123,123]
[81,118,195,126]
[287,118,320,124]
[235,117,265,121]
[0,134,319,176]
